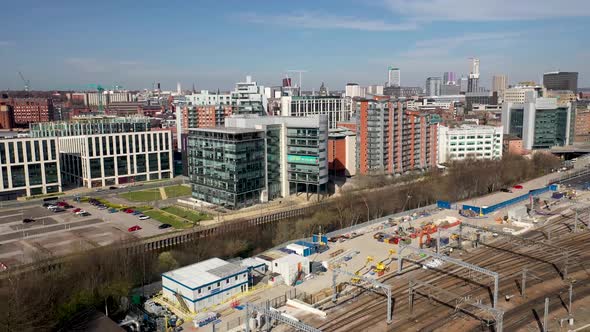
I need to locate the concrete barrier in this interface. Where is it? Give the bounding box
[286,299,327,318]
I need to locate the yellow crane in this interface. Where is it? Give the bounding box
[351,256,373,283]
[375,249,396,276]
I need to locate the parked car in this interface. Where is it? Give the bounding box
[128,225,142,232]
[158,223,172,229]
[75,210,87,215]
[125,209,134,214]
[138,215,150,220]
[46,205,58,210]
[500,188,512,193]
[108,208,118,213]
[132,211,142,215]
[97,205,108,210]
[72,208,82,213]
[52,208,65,213]
[42,202,53,207]
[22,218,35,223]
[513,184,523,190]
[64,204,74,209]
[109,186,118,190]
[79,212,91,217]
[56,201,68,207]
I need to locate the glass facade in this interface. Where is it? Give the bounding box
[266,126,282,201]
[29,116,152,137]
[286,127,325,195]
[188,129,265,209]
[532,109,569,149]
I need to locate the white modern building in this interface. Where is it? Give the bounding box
[185,90,232,106]
[0,137,62,200]
[30,116,173,188]
[502,92,573,150]
[231,75,267,115]
[225,115,329,199]
[503,84,546,103]
[438,125,503,163]
[162,258,249,312]
[280,95,348,128]
[345,83,366,98]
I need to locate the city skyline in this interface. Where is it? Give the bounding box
[1,0,589,91]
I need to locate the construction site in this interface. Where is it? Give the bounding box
[137,168,590,332]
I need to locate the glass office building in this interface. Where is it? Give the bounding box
[187,128,266,209]
[502,93,573,150]
[0,137,61,200]
[188,115,328,209]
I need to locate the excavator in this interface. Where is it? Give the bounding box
[374,249,396,276]
[418,224,438,248]
[351,256,373,283]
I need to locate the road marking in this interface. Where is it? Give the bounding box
[0,213,23,219]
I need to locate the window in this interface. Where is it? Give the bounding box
[50,140,56,159]
[25,141,32,162]
[226,279,229,284]
[16,142,23,162]
[235,276,238,281]
[28,164,42,185]
[198,289,201,294]
[42,141,48,161]
[11,165,25,187]
[0,143,5,164]
[88,138,93,157]
[34,141,40,162]
[217,282,220,287]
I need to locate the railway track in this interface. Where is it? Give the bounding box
[317,203,590,331]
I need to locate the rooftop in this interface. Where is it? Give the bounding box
[163,258,246,289]
[189,127,263,134]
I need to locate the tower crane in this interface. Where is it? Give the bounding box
[18,72,30,92]
[286,70,307,91]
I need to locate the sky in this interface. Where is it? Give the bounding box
[1,0,589,91]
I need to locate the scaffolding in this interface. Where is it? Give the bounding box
[331,268,393,324]
[397,243,500,308]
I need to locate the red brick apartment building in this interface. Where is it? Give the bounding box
[355,97,438,175]
[10,98,54,126]
[189,105,233,128]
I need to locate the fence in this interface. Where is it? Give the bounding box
[461,185,557,216]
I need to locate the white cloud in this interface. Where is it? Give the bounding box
[238,12,417,31]
[384,0,590,21]
[400,32,522,58]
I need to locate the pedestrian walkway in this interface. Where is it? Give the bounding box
[160,187,168,200]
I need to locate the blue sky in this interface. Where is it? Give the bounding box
[1,0,589,91]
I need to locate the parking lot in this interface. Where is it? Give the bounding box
[0,198,175,268]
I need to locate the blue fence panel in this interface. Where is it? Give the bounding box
[460,185,557,216]
[462,205,481,214]
[437,200,451,209]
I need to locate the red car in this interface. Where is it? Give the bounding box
[128,225,142,232]
[513,185,523,189]
[56,201,67,207]
[125,209,134,214]
[72,208,82,213]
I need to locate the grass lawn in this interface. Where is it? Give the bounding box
[161,206,210,223]
[119,189,162,202]
[142,209,194,229]
[164,185,191,198]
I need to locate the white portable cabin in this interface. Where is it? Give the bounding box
[162,258,249,312]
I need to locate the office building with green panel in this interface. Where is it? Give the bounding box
[188,115,328,209]
[502,91,573,150]
[0,136,61,200]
